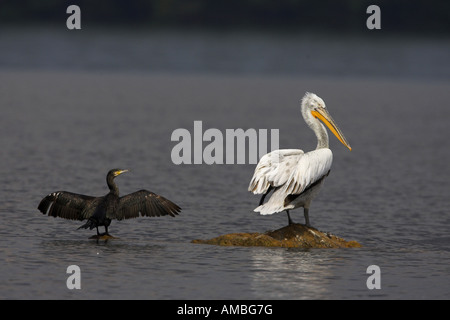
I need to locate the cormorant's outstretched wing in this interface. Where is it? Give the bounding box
[114,190,181,220]
[38,191,98,221]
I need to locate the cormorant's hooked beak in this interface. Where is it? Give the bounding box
[311,107,352,151]
[114,169,129,177]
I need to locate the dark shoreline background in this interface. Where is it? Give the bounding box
[1,0,449,35]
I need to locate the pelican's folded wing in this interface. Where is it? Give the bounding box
[248,149,304,194]
[282,148,333,195]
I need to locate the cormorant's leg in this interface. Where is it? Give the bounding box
[104,226,109,236]
[304,208,311,227]
[286,210,294,225]
[96,226,100,236]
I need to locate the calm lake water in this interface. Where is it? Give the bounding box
[0,28,449,300]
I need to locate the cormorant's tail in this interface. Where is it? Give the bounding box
[77,219,96,230]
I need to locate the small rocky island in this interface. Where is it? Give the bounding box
[192,223,361,249]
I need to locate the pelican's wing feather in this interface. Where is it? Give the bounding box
[282,148,333,195]
[248,149,304,194]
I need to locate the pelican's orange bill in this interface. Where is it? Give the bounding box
[311,108,351,151]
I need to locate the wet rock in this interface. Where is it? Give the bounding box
[88,234,118,240]
[192,223,361,248]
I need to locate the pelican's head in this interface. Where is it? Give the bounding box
[301,92,351,151]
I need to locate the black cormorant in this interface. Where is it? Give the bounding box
[38,169,181,237]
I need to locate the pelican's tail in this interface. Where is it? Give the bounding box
[254,188,291,215]
[254,203,287,215]
[253,190,285,215]
[254,204,275,215]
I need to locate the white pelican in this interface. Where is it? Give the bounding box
[248,92,351,227]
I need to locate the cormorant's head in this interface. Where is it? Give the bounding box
[108,168,129,178]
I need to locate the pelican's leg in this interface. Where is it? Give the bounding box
[304,208,311,227]
[286,210,294,225]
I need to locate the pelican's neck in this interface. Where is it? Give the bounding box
[302,108,329,150]
[313,122,329,149]
[107,176,119,196]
